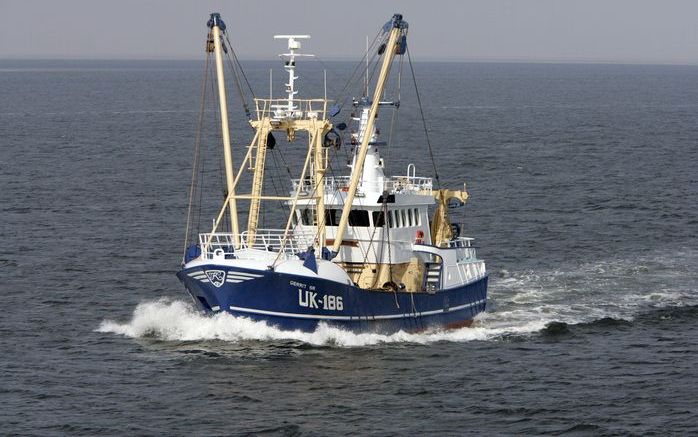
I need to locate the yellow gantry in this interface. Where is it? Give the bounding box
[246,119,271,244]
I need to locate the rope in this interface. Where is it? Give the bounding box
[222,34,253,119]
[311,53,342,89]
[269,148,291,218]
[352,211,383,289]
[384,52,404,167]
[407,47,441,188]
[333,41,384,170]
[224,33,256,99]
[332,28,384,111]
[182,52,211,262]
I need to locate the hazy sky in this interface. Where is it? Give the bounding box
[2,0,698,64]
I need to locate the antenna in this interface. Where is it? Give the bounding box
[273,35,313,114]
[269,69,273,99]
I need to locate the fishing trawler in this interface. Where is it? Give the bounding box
[176,13,488,333]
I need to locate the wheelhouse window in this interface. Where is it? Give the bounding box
[386,209,424,228]
[300,207,422,229]
[300,208,314,225]
[348,209,370,226]
[325,209,340,226]
[372,211,386,227]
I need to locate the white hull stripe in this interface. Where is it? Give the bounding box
[227,272,263,278]
[188,271,261,283]
[189,270,261,279]
[229,300,486,321]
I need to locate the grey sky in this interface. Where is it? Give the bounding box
[2,0,698,64]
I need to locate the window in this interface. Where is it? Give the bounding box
[348,210,370,226]
[407,209,413,226]
[388,210,394,228]
[401,210,407,227]
[415,208,421,225]
[301,209,314,225]
[325,209,340,226]
[372,211,385,227]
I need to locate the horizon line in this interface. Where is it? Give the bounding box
[2,55,698,68]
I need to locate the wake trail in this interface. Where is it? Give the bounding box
[98,250,697,347]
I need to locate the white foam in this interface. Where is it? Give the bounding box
[97,298,545,347]
[97,250,697,347]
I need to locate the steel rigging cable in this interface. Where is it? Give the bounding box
[183,51,212,262]
[407,48,441,189]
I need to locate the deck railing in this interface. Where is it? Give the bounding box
[447,237,477,262]
[384,175,433,193]
[446,237,474,248]
[290,176,351,194]
[254,98,330,121]
[290,175,433,195]
[199,229,315,260]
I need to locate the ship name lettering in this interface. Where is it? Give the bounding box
[298,289,319,308]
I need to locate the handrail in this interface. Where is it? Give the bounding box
[446,237,474,248]
[291,175,433,194]
[384,175,433,193]
[198,230,315,260]
[254,98,331,121]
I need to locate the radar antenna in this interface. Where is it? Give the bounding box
[273,35,313,117]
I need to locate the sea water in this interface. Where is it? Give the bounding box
[1,59,697,434]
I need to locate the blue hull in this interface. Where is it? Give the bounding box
[176,265,487,333]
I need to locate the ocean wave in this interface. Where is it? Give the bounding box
[490,250,697,326]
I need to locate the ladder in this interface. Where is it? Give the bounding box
[424,262,441,292]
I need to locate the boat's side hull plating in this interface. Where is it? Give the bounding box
[177,265,487,333]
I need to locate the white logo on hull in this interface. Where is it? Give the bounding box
[205,270,226,287]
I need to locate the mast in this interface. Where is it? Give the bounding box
[313,122,327,250]
[246,35,307,244]
[208,13,240,245]
[274,35,310,114]
[331,14,407,253]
